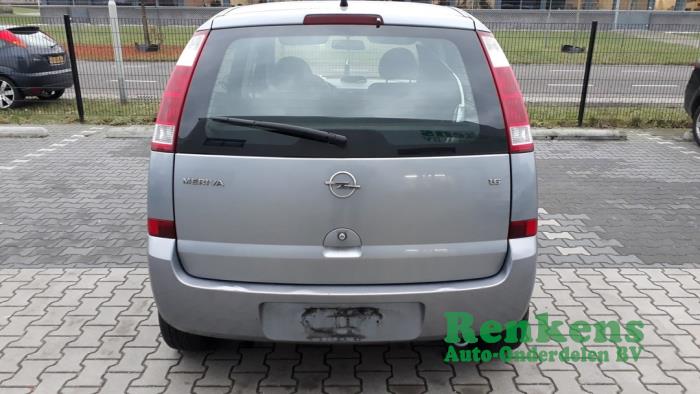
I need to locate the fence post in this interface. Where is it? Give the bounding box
[577,20,597,128]
[109,0,127,104]
[63,14,84,123]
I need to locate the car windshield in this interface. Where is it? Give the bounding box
[178,25,506,158]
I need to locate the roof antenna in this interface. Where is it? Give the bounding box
[340,0,348,8]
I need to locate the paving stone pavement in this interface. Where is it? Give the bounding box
[0,125,699,393]
[0,126,147,268]
[0,267,697,393]
[537,132,700,266]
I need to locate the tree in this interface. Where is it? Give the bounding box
[140,0,151,47]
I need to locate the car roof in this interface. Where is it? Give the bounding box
[206,1,488,31]
[0,25,40,31]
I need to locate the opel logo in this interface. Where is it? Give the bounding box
[324,171,360,198]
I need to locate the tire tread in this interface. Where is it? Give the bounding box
[693,107,700,146]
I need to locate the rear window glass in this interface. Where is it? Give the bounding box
[15,30,57,48]
[178,25,506,158]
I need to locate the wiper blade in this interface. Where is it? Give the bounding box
[207,116,347,147]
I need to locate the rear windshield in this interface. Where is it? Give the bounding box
[13,29,58,48]
[178,25,506,158]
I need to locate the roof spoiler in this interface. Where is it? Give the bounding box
[7,26,40,34]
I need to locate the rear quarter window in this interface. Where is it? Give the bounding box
[178,25,506,158]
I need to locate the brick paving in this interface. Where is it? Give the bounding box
[0,126,699,392]
[537,132,700,267]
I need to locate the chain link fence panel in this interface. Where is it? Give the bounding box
[0,9,698,127]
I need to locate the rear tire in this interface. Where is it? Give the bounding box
[693,108,700,146]
[0,77,23,109]
[158,314,217,351]
[38,89,65,100]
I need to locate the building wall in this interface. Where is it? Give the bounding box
[36,3,700,22]
[35,0,700,8]
[444,0,695,8]
[181,0,255,6]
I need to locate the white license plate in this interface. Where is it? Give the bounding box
[48,55,64,65]
[261,302,423,342]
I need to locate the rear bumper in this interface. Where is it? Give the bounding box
[148,236,536,343]
[13,69,73,92]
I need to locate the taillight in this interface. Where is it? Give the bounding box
[508,219,538,239]
[0,30,26,48]
[148,218,176,239]
[477,31,533,153]
[152,30,208,152]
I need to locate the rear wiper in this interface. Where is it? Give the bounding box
[207,116,347,147]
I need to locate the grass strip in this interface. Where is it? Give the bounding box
[495,30,698,65]
[528,104,691,128]
[0,99,157,125]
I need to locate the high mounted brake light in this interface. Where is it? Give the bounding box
[152,30,208,152]
[477,31,533,154]
[304,14,383,27]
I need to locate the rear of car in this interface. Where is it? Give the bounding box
[147,1,537,346]
[0,26,72,108]
[684,61,700,145]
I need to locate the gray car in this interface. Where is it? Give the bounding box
[147,1,537,350]
[0,25,72,109]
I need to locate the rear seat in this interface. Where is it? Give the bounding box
[367,48,420,118]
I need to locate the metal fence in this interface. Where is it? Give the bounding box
[0,14,698,127]
[20,1,700,11]
[496,21,700,126]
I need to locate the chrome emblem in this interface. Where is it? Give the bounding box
[324,171,360,198]
[183,178,224,187]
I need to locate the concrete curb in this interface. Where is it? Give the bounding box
[104,126,151,138]
[0,126,49,138]
[532,128,627,141]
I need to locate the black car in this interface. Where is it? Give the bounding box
[685,61,700,145]
[0,25,73,109]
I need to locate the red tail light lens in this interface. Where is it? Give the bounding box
[152,30,208,152]
[0,30,26,48]
[477,31,533,154]
[304,14,383,26]
[508,219,538,239]
[148,218,176,239]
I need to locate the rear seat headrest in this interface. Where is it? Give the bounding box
[378,48,418,81]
